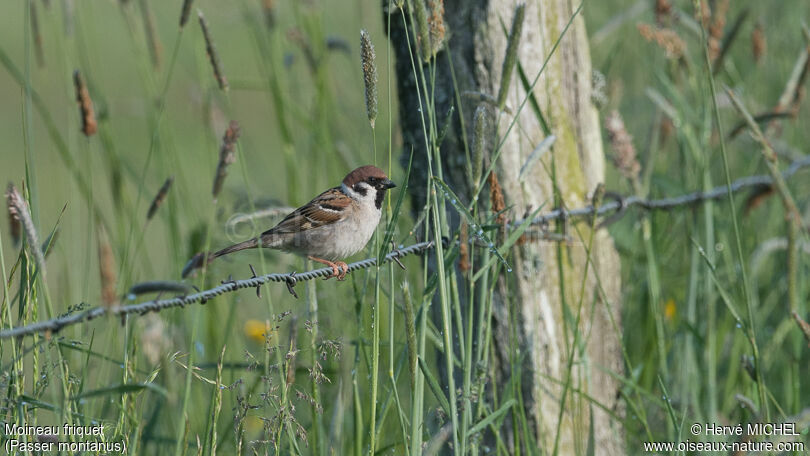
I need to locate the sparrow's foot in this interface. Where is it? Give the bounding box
[308,256,340,280]
[335,261,349,281]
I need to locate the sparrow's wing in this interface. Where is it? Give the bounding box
[262,187,352,235]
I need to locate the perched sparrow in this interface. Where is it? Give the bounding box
[182,165,396,280]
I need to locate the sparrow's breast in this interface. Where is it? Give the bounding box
[287,201,382,261]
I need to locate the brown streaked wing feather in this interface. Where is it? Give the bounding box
[262,187,351,235]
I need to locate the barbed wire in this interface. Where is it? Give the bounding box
[518,155,810,227]
[0,242,434,339]
[3,155,809,340]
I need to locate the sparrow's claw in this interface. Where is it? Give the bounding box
[335,261,349,281]
[324,263,340,280]
[308,256,341,280]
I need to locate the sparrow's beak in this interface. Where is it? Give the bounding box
[382,179,396,189]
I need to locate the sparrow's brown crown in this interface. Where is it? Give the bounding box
[343,165,393,188]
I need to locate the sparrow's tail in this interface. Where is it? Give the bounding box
[181,237,259,278]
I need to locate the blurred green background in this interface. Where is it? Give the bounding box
[2,0,807,302]
[1,0,809,453]
[0,0,398,285]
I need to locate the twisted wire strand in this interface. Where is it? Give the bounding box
[0,242,434,339]
[518,155,810,227]
[3,155,809,339]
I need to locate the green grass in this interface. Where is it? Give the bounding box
[1,0,809,455]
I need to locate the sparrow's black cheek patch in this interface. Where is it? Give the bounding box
[353,184,368,197]
[375,189,386,209]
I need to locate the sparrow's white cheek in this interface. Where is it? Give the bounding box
[343,182,377,204]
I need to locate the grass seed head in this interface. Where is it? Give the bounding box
[591,70,607,109]
[198,10,228,91]
[212,121,241,198]
[295,390,323,415]
[5,183,21,247]
[73,70,97,136]
[413,0,432,61]
[5,183,46,281]
[427,0,446,57]
[147,176,174,220]
[695,0,711,28]
[360,30,378,129]
[488,171,506,226]
[637,23,686,60]
[605,110,641,182]
[708,0,729,61]
[752,22,766,64]
[97,224,118,309]
[179,0,194,27]
[472,105,487,189]
[655,0,672,26]
[459,222,470,272]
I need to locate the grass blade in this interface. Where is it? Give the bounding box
[466,398,516,437]
[418,357,451,417]
[72,382,168,400]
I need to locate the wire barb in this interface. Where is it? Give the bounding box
[389,241,406,270]
[249,264,262,298]
[285,272,299,299]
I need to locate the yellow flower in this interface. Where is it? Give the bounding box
[664,299,676,322]
[244,319,270,344]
